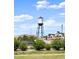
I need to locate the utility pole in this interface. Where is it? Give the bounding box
[61,24,63,33]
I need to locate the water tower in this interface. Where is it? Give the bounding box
[37,16,44,38]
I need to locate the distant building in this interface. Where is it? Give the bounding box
[42,31,65,40]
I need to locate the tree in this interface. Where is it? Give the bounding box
[22,35,29,41]
[61,39,65,50]
[14,37,20,51]
[51,38,64,50]
[45,44,51,50]
[29,35,37,42]
[33,39,45,50]
[19,42,27,51]
[18,35,37,42]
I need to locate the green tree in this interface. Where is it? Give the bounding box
[33,39,45,50]
[14,37,20,51]
[22,35,29,41]
[19,42,27,51]
[29,35,37,42]
[18,35,37,42]
[61,39,65,50]
[51,38,64,50]
[45,44,51,50]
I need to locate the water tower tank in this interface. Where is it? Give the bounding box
[38,16,43,26]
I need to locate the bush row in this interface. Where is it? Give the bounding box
[33,39,65,51]
[14,38,65,51]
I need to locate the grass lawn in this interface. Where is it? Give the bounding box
[14,54,64,59]
[14,50,64,55]
[14,50,65,59]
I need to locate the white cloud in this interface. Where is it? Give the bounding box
[19,23,37,30]
[14,15,64,35]
[15,22,37,35]
[44,19,55,27]
[36,0,49,10]
[14,14,33,22]
[18,19,61,31]
[48,5,58,9]
[48,2,65,9]
[58,2,65,8]
[35,0,65,10]
[44,19,62,28]
[59,13,65,16]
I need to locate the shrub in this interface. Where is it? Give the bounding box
[61,39,65,50]
[33,39,45,50]
[19,42,27,51]
[29,46,34,49]
[45,44,51,50]
[51,38,64,50]
[14,37,20,51]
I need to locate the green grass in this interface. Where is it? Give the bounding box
[14,50,64,55]
[14,50,65,59]
[14,54,64,59]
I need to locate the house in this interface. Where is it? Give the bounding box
[42,31,65,40]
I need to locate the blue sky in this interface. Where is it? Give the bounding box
[14,0,65,36]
